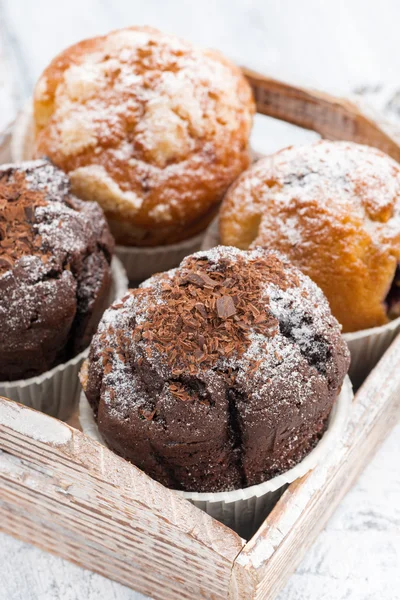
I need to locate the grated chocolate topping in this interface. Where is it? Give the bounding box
[0,160,114,381]
[134,247,297,378]
[84,246,350,493]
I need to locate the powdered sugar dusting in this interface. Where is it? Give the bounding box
[220,141,400,332]
[92,245,347,414]
[0,160,107,280]
[1,159,70,198]
[222,140,400,247]
[34,26,254,234]
[85,246,349,492]
[0,160,114,381]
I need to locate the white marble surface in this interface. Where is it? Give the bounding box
[0,1,399,598]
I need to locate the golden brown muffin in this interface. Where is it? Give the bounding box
[219,141,400,333]
[33,26,255,246]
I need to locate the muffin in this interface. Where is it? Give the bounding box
[0,159,114,381]
[220,141,400,333]
[81,246,349,493]
[32,26,255,246]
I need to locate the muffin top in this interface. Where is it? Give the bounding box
[83,246,349,492]
[33,26,255,245]
[0,159,114,380]
[220,141,400,332]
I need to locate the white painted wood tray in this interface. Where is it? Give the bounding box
[1,70,400,600]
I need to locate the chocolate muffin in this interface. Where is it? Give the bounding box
[82,246,349,492]
[0,159,114,381]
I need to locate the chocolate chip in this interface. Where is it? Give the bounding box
[195,302,208,318]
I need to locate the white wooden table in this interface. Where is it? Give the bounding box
[0,1,399,598]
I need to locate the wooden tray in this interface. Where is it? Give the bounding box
[1,70,400,600]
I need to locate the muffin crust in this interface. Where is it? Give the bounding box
[220,141,400,332]
[0,160,114,380]
[33,26,255,245]
[83,247,349,492]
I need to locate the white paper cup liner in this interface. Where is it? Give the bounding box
[116,233,205,284]
[11,102,206,285]
[201,216,221,252]
[202,218,400,388]
[79,376,352,537]
[343,317,400,388]
[0,257,128,421]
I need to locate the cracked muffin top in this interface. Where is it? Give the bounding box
[220,140,400,333]
[81,246,349,492]
[33,26,255,246]
[0,159,114,381]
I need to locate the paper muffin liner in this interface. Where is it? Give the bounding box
[343,317,400,388]
[0,257,128,421]
[115,234,205,284]
[11,101,206,285]
[201,216,221,252]
[202,218,400,388]
[79,376,353,537]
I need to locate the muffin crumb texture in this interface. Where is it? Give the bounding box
[84,246,349,492]
[0,159,114,381]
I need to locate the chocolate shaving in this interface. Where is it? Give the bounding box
[181,272,206,287]
[222,277,235,288]
[216,295,237,319]
[139,407,156,420]
[24,205,35,222]
[132,250,295,378]
[180,271,219,288]
[0,256,13,269]
[199,273,219,288]
[0,170,48,275]
[195,302,208,318]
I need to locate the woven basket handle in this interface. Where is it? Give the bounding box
[242,66,400,162]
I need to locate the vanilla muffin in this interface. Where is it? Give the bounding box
[219,141,400,333]
[33,26,255,246]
